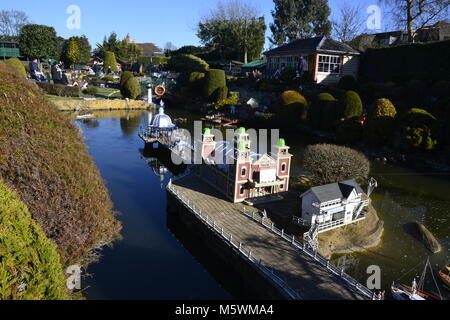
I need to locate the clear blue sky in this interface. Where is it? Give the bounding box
[2,0,391,50]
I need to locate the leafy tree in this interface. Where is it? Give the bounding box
[197,0,266,63]
[301,144,370,185]
[270,0,332,46]
[116,34,144,64]
[94,32,119,59]
[19,24,58,59]
[65,38,80,65]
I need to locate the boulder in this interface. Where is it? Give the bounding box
[411,222,441,253]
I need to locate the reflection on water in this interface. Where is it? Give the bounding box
[71,109,449,300]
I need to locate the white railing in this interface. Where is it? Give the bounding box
[240,208,379,300]
[317,219,345,232]
[167,183,303,300]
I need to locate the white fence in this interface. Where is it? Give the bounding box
[167,183,303,300]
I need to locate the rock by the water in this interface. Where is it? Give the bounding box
[412,222,441,253]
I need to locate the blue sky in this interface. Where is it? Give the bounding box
[2,0,391,50]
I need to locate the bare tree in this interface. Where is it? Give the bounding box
[0,10,30,37]
[382,0,450,42]
[332,1,366,42]
[164,42,178,51]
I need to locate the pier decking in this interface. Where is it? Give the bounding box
[168,172,374,300]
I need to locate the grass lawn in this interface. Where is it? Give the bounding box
[47,87,123,101]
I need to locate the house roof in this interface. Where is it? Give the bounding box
[242,60,266,68]
[137,43,164,56]
[305,180,364,203]
[264,36,359,56]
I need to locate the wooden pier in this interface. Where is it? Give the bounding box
[167,171,378,300]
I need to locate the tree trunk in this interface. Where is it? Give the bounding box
[407,0,414,43]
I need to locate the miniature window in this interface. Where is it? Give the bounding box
[318,55,341,74]
[240,186,245,195]
[280,184,284,190]
[281,163,287,172]
[241,167,247,177]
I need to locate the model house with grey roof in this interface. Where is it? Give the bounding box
[299,180,370,233]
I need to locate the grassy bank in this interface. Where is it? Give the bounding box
[0,63,121,268]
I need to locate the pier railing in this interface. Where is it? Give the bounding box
[167,182,303,300]
[240,208,379,300]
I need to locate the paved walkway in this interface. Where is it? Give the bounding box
[171,174,368,300]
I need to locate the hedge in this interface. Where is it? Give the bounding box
[338,75,358,90]
[343,90,363,119]
[138,56,169,68]
[5,58,27,78]
[166,54,209,75]
[363,98,397,145]
[188,72,205,95]
[103,51,119,73]
[279,90,308,123]
[204,69,226,101]
[315,93,338,130]
[121,75,141,99]
[36,82,81,97]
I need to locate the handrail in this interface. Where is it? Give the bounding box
[167,183,303,300]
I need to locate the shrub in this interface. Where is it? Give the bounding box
[301,144,370,185]
[0,180,69,300]
[204,69,226,101]
[121,76,141,99]
[166,54,209,75]
[404,79,427,107]
[314,93,338,130]
[338,75,358,90]
[431,81,450,99]
[342,90,363,119]
[0,63,121,266]
[188,72,205,95]
[363,98,397,145]
[103,51,119,73]
[214,86,229,103]
[36,82,81,97]
[400,108,439,150]
[82,86,99,96]
[102,76,116,82]
[120,71,134,88]
[5,58,27,78]
[279,90,308,123]
[335,117,364,144]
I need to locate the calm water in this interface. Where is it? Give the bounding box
[73,109,450,300]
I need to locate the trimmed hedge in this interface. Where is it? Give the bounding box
[338,75,358,90]
[214,86,229,102]
[400,108,439,150]
[316,93,338,130]
[166,54,209,75]
[82,86,99,96]
[0,179,69,300]
[121,76,141,99]
[343,90,363,119]
[188,72,205,95]
[335,117,364,144]
[204,69,226,101]
[363,98,397,145]
[5,58,27,78]
[120,71,134,88]
[279,90,308,123]
[36,82,81,97]
[103,51,119,73]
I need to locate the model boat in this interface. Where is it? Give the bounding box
[439,265,450,288]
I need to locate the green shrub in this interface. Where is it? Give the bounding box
[342,90,363,119]
[279,90,308,123]
[102,76,116,82]
[82,86,99,96]
[204,69,226,101]
[431,81,450,99]
[138,56,169,68]
[214,86,229,103]
[36,82,81,97]
[314,93,338,130]
[188,72,205,94]
[166,54,209,75]
[335,117,364,144]
[301,144,370,185]
[5,58,27,78]
[0,180,69,300]
[120,71,134,87]
[363,98,397,145]
[338,75,358,90]
[400,108,439,150]
[103,51,119,73]
[121,76,141,99]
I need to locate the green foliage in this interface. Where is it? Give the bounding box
[0,180,69,300]
[214,86,229,102]
[19,24,59,59]
[204,69,226,101]
[166,54,209,74]
[188,72,206,94]
[5,58,27,78]
[121,76,141,100]
[102,76,116,82]
[400,108,439,150]
[313,93,338,130]
[61,36,92,65]
[338,75,358,90]
[279,90,308,123]
[335,117,364,144]
[269,0,332,45]
[103,51,119,73]
[0,64,121,265]
[342,90,363,119]
[36,82,81,97]
[137,56,169,68]
[301,144,370,185]
[116,35,144,64]
[82,87,99,96]
[363,98,397,145]
[120,71,134,87]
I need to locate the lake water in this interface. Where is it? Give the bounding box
[73,109,449,300]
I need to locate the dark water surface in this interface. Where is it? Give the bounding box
[74,109,449,300]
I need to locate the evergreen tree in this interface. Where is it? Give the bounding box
[19,24,58,59]
[269,0,332,46]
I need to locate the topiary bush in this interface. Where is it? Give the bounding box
[342,90,363,119]
[36,82,81,97]
[301,143,370,185]
[214,86,229,103]
[335,117,364,144]
[103,51,119,74]
[338,75,358,90]
[279,90,308,124]
[166,54,209,75]
[363,98,397,145]
[399,108,439,150]
[0,179,69,300]
[204,69,226,102]
[82,86,99,96]
[314,93,338,130]
[188,72,205,95]
[5,58,27,78]
[121,76,142,100]
[120,71,134,95]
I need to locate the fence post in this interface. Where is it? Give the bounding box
[271,223,274,231]
[314,251,317,259]
[327,260,330,269]
[249,251,252,259]
[341,268,345,276]
[281,229,284,237]
[213,221,216,228]
[292,235,295,244]
[221,227,224,236]
[230,234,233,242]
[239,243,242,250]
